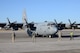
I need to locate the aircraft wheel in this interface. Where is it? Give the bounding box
[48,35,52,38]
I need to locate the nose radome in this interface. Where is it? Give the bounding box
[53,26,58,33]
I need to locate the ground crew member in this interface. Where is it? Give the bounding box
[12,32,16,43]
[32,32,36,42]
[70,31,73,40]
[14,32,16,40]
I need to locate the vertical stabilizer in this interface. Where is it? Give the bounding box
[22,9,28,26]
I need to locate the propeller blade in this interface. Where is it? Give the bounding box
[24,18,28,25]
[7,17,11,24]
[12,21,17,24]
[59,21,62,24]
[68,19,71,25]
[54,19,58,25]
[72,21,76,25]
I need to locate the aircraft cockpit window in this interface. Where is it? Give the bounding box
[47,24,51,26]
[47,23,54,26]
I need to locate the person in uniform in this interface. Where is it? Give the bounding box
[70,31,73,40]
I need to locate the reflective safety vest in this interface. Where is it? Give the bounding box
[70,32,73,36]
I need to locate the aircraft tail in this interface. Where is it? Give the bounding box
[22,9,33,37]
[22,9,28,28]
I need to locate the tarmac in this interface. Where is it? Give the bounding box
[0,29,80,53]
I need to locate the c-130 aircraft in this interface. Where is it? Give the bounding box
[22,10,58,38]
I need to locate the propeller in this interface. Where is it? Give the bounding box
[4,17,18,30]
[7,17,10,24]
[24,18,28,25]
[54,19,58,25]
[12,21,17,24]
[68,19,72,25]
[72,21,76,26]
[54,19,63,30]
[68,19,76,29]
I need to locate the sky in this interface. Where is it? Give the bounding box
[0,0,80,23]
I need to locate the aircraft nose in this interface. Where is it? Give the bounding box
[53,26,58,33]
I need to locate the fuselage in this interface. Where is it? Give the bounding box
[26,22,58,36]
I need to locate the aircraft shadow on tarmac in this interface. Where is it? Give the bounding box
[53,35,80,38]
[35,34,80,38]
